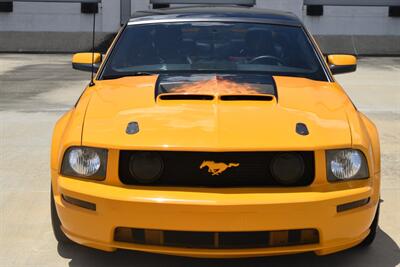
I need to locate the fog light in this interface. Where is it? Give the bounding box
[129,152,164,184]
[270,153,305,185]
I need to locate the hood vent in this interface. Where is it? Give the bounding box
[220,95,274,101]
[159,94,214,101]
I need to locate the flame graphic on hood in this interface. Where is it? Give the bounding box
[169,76,262,95]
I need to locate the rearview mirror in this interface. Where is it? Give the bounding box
[327,55,357,75]
[72,53,102,72]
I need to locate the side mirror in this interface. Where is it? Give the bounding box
[72,52,102,72]
[327,54,357,75]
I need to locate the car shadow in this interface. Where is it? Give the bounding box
[57,227,400,267]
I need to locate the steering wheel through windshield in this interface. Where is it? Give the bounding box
[249,55,285,66]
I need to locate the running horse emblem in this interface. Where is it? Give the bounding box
[199,160,240,176]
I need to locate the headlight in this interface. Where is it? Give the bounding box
[326,149,369,181]
[61,147,107,180]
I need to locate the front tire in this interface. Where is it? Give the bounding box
[51,186,71,244]
[360,202,380,247]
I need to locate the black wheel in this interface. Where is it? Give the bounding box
[360,202,380,247]
[51,186,71,244]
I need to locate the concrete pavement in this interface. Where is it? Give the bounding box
[0,54,399,266]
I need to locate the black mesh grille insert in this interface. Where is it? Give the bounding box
[119,151,314,187]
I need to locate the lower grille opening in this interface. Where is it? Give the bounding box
[165,231,215,248]
[219,231,269,248]
[114,228,319,249]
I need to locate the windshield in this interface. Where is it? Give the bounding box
[100,22,327,81]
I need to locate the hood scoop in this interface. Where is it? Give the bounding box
[155,73,276,101]
[158,94,275,102]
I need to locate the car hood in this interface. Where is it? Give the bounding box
[81,74,354,151]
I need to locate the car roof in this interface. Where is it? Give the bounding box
[128,6,302,27]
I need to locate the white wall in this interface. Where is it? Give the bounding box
[0,0,399,53]
[256,0,400,35]
[131,0,150,14]
[304,6,400,35]
[0,1,120,32]
[256,0,303,18]
[0,0,399,35]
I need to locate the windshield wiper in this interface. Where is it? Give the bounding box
[102,72,154,80]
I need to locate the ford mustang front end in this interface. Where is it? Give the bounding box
[50,6,380,258]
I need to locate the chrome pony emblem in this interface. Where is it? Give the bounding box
[200,160,239,176]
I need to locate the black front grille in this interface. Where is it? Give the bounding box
[119,151,314,187]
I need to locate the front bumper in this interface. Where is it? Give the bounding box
[52,172,379,258]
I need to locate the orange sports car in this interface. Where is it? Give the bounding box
[50,2,380,258]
